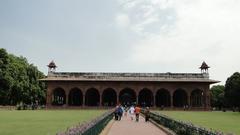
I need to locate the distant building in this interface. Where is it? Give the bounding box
[41,61,219,110]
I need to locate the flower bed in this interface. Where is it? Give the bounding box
[57,109,114,135]
[148,112,224,135]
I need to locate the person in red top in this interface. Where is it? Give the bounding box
[134,105,141,122]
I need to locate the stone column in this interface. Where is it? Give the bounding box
[205,91,210,110]
[201,92,204,108]
[99,92,102,107]
[152,94,156,107]
[46,88,52,108]
[207,95,210,109]
[117,92,119,105]
[82,94,85,107]
[136,93,139,105]
[170,95,173,108]
[65,90,69,107]
[187,95,190,107]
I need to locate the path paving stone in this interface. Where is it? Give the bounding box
[106,115,167,135]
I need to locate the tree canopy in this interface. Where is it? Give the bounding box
[0,48,46,105]
[210,85,225,109]
[224,72,240,108]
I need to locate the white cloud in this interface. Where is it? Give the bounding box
[116,0,240,84]
[116,0,176,36]
[115,13,130,28]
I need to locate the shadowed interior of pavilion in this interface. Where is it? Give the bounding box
[51,87,205,109]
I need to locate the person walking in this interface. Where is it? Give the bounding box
[145,107,150,122]
[114,105,119,120]
[129,105,135,120]
[124,106,128,117]
[117,105,123,121]
[135,105,141,122]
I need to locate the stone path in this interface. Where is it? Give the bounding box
[105,114,167,135]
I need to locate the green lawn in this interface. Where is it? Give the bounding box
[157,111,240,135]
[0,110,106,135]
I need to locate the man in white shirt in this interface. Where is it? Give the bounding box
[129,105,135,121]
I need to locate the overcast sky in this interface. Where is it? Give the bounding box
[1,0,240,85]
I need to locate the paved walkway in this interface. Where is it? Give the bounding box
[105,114,167,135]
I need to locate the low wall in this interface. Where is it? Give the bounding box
[0,106,16,110]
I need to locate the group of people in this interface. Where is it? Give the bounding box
[114,104,150,122]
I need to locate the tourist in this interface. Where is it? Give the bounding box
[135,105,141,122]
[114,105,119,120]
[144,107,150,122]
[129,105,135,120]
[124,106,128,117]
[117,105,123,121]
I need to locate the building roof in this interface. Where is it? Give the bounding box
[40,72,219,84]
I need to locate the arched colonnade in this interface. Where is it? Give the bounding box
[51,87,206,108]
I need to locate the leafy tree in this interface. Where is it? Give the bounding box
[210,85,225,109]
[0,48,46,105]
[0,48,10,105]
[225,72,240,108]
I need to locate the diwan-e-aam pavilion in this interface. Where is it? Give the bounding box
[41,61,219,110]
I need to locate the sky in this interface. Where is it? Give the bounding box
[1,0,240,85]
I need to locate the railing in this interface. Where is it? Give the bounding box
[147,111,224,135]
[57,110,114,135]
[49,72,208,79]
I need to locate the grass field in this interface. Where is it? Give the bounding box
[0,110,106,135]
[157,111,240,135]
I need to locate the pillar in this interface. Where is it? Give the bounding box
[205,91,210,110]
[136,93,139,105]
[46,88,52,107]
[117,92,119,104]
[65,90,69,107]
[82,94,85,107]
[99,92,102,107]
[153,93,156,107]
[187,94,190,107]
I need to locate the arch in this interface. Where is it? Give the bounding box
[102,88,117,106]
[191,89,204,107]
[156,89,171,107]
[85,88,100,106]
[52,87,66,106]
[119,88,136,106]
[173,89,188,107]
[68,88,83,106]
[138,88,153,107]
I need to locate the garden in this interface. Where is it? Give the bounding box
[157,111,240,134]
[0,110,106,135]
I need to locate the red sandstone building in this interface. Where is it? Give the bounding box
[41,61,219,110]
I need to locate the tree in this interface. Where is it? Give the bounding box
[0,48,46,105]
[210,85,225,110]
[0,48,10,105]
[225,72,240,108]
